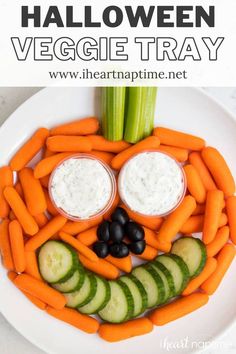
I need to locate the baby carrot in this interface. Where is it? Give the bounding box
[192,204,205,216]
[153,127,205,151]
[184,165,206,204]
[4,187,39,236]
[15,182,24,199]
[0,166,13,218]
[62,216,103,235]
[111,136,160,170]
[158,145,188,162]
[40,175,50,188]
[182,258,217,296]
[203,190,224,244]
[135,244,158,261]
[149,293,209,325]
[46,136,92,153]
[98,318,153,342]
[43,148,55,158]
[50,117,99,136]
[157,196,196,244]
[189,152,217,191]
[34,213,48,228]
[25,251,42,280]
[89,151,115,166]
[46,306,99,334]
[180,213,227,234]
[19,167,47,216]
[106,255,132,273]
[79,254,119,279]
[34,152,72,179]
[226,196,236,244]
[14,273,66,309]
[143,227,171,252]
[0,219,14,270]
[201,244,235,295]
[87,135,130,153]
[77,226,98,246]
[10,128,49,171]
[121,204,163,231]
[9,220,26,273]
[25,215,67,251]
[44,188,58,216]
[59,231,98,262]
[206,226,229,257]
[201,147,235,197]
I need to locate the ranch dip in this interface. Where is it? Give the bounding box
[119,151,185,216]
[50,157,113,219]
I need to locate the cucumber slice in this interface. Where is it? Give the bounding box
[98,280,134,323]
[171,237,207,277]
[38,241,78,284]
[120,275,147,317]
[52,264,85,293]
[78,276,111,314]
[149,263,170,302]
[132,265,165,308]
[152,261,175,298]
[156,254,190,295]
[65,274,97,308]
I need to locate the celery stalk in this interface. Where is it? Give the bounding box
[102,87,126,141]
[142,87,158,138]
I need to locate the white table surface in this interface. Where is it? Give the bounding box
[0,87,236,354]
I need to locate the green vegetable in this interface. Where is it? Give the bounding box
[102,87,126,141]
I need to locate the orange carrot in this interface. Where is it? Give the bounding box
[87,135,130,153]
[14,273,66,309]
[143,227,171,252]
[0,219,14,270]
[180,213,227,234]
[9,220,26,273]
[111,136,160,170]
[7,271,46,310]
[25,251,42,280]
[157,196,196,244]
[135,244,158,261]
[0,166,13,218]
[4,187,39,236]
[106,255,132,273]
[40,175,50,188]
[34,213,48,228]
[184,164,206,204]
[19,167,47,216]
[77,226,98,246]
[203,190,224,244]
[44,188,58,216]
[182,258,217,296]
[89,151,115,166]
[206,226,229,257]
[34,152,72,179]
[46,306,99,333]
[226,196,236,244]
[98,318,153,342]
[79,254,119,279]
[158,145,188,162]
[15,182,24,199]
[149,293,209,325]
[103,191,120,220]
[189,152,217,191]
[201,147,235,197]
[62,216,103,235]
[59,232,98,262]
[50,117,99,136]
[25,215,67,251]
[153,127,205,151]
[192,204,205,216]
[121,204,163,231]
[201,244,235,294]
[46,136,92,152]
[10,128,49,171]
[43,148,55,158]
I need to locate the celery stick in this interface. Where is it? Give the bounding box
[102,87,126,141]
[143,87,158,138]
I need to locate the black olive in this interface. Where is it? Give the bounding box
[129,240,146,255]
[110,221,125,243]
[97,221,110,242]
[125,222,144,242]
[93,241,109,258]
[109,242,129,258]
[111,207,129,226]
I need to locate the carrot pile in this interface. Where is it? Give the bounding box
[0,117,236,342]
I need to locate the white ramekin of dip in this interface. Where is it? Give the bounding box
[49,154,116,221]
[118,150,186,217]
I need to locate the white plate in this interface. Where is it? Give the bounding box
[0,87,236,354]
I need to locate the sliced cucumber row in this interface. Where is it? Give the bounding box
[52,263,85,293]
[65,273,97,308]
